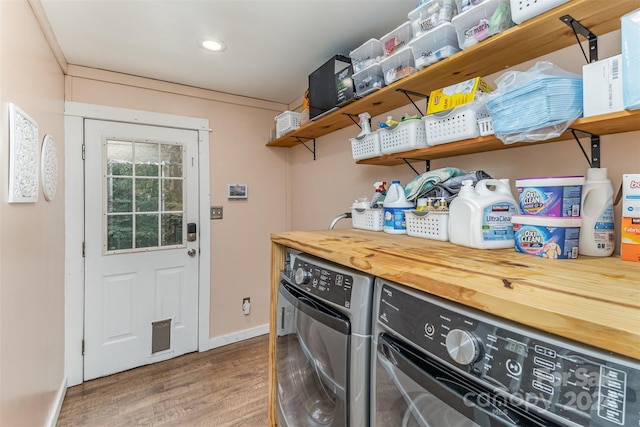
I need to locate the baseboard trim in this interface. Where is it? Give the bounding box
[46,376,67,427]
[206,324,269,351]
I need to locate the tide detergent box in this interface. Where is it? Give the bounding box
[427,77,492,115]
[621,174,640,262]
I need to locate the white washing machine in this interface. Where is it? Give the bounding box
[276,251,374,426]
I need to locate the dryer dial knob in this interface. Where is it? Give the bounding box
[446,329,481,365]
[294,268,311,285]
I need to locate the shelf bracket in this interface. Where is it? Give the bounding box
[402,158,431,175]
[342,113,361,129]
[560,15,598,63]
[395,89,429,117]
[294,136,316,160]
[570,129,600,168]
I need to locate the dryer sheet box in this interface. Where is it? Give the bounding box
[582,54,624,117]
[621,174,640,263]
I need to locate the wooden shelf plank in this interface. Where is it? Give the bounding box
[266,0,639,152]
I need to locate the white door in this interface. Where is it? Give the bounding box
[83,119,200,380]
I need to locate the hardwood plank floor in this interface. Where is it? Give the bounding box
[56,334,269,427]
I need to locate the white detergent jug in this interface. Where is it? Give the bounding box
[579,168,615,256]
[383,180,414,234]
[449,179,518,249]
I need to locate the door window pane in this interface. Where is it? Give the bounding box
[104,140,186,254]
[107,177,133,213]
[162,213,183,246]
[135,142,160,177]
[135,214,159,248]
[135,178,159,212]
[107,215,133,251]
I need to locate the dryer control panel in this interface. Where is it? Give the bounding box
[290,257,354,309]
[376,281,640,427]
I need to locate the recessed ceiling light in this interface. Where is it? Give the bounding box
[200,39,226,52]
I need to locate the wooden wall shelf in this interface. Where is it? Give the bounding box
[266,0,639,164]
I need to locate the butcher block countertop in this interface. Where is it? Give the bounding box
[270,229,640,359]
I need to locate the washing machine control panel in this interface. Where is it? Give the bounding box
[290,258,353,308]
[377,282,640,427]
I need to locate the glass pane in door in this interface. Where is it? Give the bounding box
[104,139,186,254]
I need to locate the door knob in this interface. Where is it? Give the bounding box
[187,249,197,257]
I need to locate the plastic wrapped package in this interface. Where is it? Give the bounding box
[622,8,640,110]
[486,61,583,144]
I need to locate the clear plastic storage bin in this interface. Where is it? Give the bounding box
[379,119,428,154]
[408,0,457,37]
[452,0,513,50]
[379,46,417,85]
[275,111,301,138]
[406,210,449,240]
[353,63,385,97]
[349,38,384,73]
[510,0,570,24]
[409,23,460,69]
[423,105,490,145]
[352,208,384,231]
[350,130,383,160]
[380,21,414,56]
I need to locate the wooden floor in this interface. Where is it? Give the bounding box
[56,334,269,427]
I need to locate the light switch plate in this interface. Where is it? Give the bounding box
[210,206,223,220]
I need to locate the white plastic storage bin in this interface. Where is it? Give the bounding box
[477,117,494,136]
[408,0,457,37]
[406,210,450,241]
[275,111,301,138]
[452,0,513,50]
[510,0,570,24]
[353,63,385,97]
[350,130,383,160]
[379,46,417,85]
[379,119,428,154]
[350,38,384,73]
[423,105,490,145]
[409,23,460,69]
[351,208,384,231]
[380,21,414,56]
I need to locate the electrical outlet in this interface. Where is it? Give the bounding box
[210,206,223,220]
[242,297,251,315]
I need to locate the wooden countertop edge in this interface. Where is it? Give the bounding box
[271,229,640,360]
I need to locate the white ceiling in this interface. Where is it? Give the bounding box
[40,0,418,105]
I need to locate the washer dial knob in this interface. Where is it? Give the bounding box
[294,267,311,285]
[446,329,481,365]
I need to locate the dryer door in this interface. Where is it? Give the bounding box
[277,282,350,427]
[374,334,561,427]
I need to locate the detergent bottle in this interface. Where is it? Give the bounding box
[383,181,414,234]
[579,168,615,256]
[449,179,518,249]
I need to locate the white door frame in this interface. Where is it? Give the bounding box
[64,102,211,386]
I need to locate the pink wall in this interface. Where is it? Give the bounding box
[0,0,66,425]
[65,68,290,339]
[289,30,640,256]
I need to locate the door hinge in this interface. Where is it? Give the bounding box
[82,339,85,355]
[82,241,85,257]
[82,144,86,160]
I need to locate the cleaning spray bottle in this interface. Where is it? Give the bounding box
[579,168,615,256]
[383,180,414,234]
[371,181,387,209]
[358,112,372,137]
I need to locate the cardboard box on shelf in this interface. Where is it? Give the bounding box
[426,76,492,115]
[622,174,640,263]
[583,55,624,117]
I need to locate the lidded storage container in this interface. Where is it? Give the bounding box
[352,63,385,97]
[380,21,414,56]
[409,22,460,69]
[509,0,571,24]
[408,0,457,37]
[452,0,513,50]
[349,38,384,73]
[379,46,417,85]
